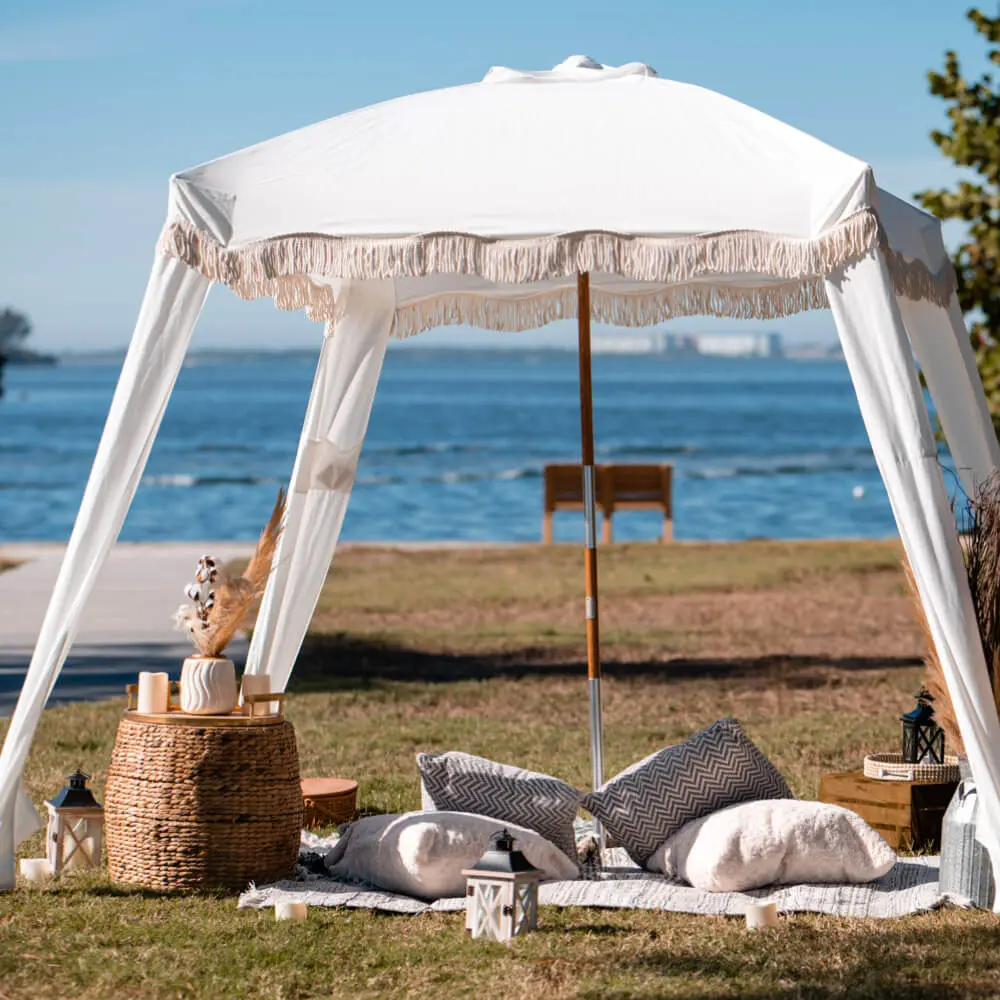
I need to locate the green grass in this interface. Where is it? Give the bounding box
[4,540,996,1000]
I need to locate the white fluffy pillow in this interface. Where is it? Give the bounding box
[647,799,896,892]
[324,811,579,901]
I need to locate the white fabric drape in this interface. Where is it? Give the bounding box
[899,294,1000,498]
[244,279,395,693]
[0,255,210,888]
[827,254,1000,910]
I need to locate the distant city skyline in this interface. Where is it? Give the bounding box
[0,0,980,351]
[47,327,841,357]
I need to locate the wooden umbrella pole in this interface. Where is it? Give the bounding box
[577,272,605,811]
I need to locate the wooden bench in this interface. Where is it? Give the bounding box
[543,463,673,543]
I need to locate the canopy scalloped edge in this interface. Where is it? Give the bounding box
[157,209,957,332]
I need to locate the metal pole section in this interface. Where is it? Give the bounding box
[577,272,605,820]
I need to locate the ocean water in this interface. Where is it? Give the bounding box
[0,350,954,543]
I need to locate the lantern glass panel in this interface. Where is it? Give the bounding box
[919,727,946,765]
[46,807,104,873]
[468,880,507,942]
[516,882,538,933]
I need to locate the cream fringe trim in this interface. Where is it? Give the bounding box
[158,209,957,331]
[391,280,829,337]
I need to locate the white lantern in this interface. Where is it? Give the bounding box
[45,769,104,873]
[462,829,544,944]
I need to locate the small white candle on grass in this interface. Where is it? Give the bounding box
[137,671,169,714]
[744,901,779,930]
[275,901,307,921]
[19,858,51,883]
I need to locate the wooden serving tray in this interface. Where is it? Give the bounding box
[124,684,285,726]
[122,708,286,727]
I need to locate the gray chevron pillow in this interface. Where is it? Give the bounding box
[583,718,793,868]
[417,751,582,863]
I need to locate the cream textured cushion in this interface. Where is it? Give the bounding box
[324,811,579,901]
[647,799,897,892]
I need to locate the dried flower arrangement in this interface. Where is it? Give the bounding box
[173,489,285,658]
[905,473,1000,754]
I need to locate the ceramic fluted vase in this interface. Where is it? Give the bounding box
[180,657,238,715]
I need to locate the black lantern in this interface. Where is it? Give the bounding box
[901,688,945,765]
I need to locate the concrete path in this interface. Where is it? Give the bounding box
[0,542,256,716]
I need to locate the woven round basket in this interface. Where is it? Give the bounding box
[301,778,358,828]
[105,715,303,891]
[863,751,961,783]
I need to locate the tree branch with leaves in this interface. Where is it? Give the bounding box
[0,309,31,356]
[0,308,33,398]
[918,7,1000,438]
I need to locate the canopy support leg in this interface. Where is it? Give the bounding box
[577,272,605,851]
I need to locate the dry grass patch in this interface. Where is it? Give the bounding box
[306,539,916,661]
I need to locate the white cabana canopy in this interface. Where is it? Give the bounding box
[4,56,1000,902]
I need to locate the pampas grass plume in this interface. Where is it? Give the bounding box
[902,559,964,754]
[174,488,286,658]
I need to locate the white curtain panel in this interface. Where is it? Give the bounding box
[0,255,210,887]
[244,279,395,693]
[827,254,1000,909]
[900,294,1000,498]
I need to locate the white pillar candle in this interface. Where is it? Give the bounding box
[19,858,51,882]
[241,673,275,716]
[275,900,307,921]
[137,671,170,714]
[744,901,779,930]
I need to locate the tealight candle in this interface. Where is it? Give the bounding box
[745,901,779,930]
[19,858,51,883]
[275,900,307,921]
[137,671,169,715]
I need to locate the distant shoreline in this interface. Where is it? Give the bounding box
[0,537,897,555]
[6,348,57,366]
[49,346,846,365]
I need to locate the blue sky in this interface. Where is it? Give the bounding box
[0,0,986,350]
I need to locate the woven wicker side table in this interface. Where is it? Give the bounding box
[105,710,303,891]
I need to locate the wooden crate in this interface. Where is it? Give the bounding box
[818,770,957,852]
